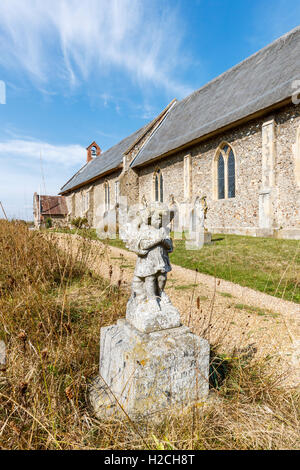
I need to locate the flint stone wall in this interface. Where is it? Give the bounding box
[65,103,300,239]
[137,103,300,239]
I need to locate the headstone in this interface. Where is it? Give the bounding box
[186,229,212,250]
[187,196,211,249]
[90,203,210,420]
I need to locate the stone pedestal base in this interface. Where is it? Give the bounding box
[89,319,210,420]
[126,294,181,333]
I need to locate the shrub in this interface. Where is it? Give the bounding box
[71,217,89,229]
[45,217,52,229]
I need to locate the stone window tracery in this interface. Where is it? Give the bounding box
[154,169,163,202]
[228,150,236,198]
[215,143,236,199]
[218,154,225,199]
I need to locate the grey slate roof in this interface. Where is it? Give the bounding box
[131,26,300,168]
[60,124,148,193]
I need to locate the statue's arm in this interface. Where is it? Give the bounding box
[126,241,148,255]
[139,236,163,251]
[163,237,173,253]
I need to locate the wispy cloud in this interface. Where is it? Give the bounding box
[0,0,192,98]
[0,139,85,167]
[0,138,86,219]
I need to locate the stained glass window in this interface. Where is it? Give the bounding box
[155,173,159,202]
[218,155,225,199]
[228,150,235,198]
[160,172,163,202]
[154,170,163,202]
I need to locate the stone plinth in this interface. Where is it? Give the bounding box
[90,319,209,420]
[126,296,181,333]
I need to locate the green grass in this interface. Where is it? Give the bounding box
[234,303,280,318]
[53,227,99,240]
[174,283,198,290]
[219,292,234,298]
[170,234,300,303]
[54,229,300,303]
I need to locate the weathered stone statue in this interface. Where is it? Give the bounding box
[125,205,180,332]
[129,206,172,302]
[90,202,210,420]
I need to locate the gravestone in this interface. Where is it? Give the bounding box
[187,196,212,250]
[90,204,210,420]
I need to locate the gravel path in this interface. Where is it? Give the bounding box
[52,233,300,386]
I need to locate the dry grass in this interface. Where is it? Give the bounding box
[0,220,299,450]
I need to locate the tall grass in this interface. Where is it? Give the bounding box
[0,220,299,449]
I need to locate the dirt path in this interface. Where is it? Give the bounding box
[52,233,300,386]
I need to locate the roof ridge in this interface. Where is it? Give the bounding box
[131,26,300,168]
[99,122,149,158]
[124,99,177,155]
[40,195,65,198]
[130,99,178,168]
[60,104,176,193]
[177,25,300,109]
[62,123,150,191]
[60,161,89,191]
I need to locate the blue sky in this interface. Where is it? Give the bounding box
[0,0,299,220]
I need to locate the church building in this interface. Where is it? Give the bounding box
[60,27,300,240]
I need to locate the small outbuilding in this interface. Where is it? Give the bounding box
[33,193,68,228]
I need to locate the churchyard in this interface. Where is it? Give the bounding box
[0,219,299,450]
[55,227,300,303]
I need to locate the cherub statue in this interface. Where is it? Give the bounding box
[125,203,174,312]
[123,201,181,332]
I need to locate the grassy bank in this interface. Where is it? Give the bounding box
[0,221,299,449]
[170,234,300,303]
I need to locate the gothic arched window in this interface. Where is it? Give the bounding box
[228,150,235,198]
[154,169,163,202]
[215,143,236,199]
[218,154,225,199]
